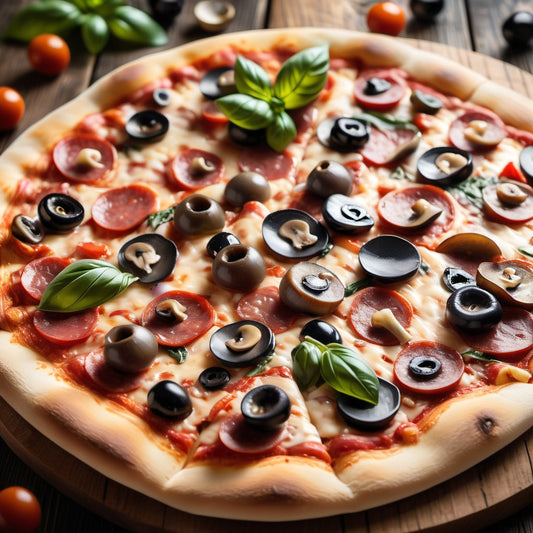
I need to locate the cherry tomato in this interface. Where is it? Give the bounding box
[28,34,70,76]
[0,486,41,533]
[0,87,25,131]
[367,2,406,36]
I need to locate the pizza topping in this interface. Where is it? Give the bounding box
[155,299,188,322]
[173,194,225,235]
[33,308,98,344]
[322,194,374,234]
[37,193,84,233]
[262,209,329,259]
[118,234,178,283]
[316,116,371,151]
[337,377,400,430]
[449,112,506,151]
[442,266,476,292]
[168,149,224,190]
[496,181,528,205]
[364,77,391,96]
[417,146,472,186]
[75,147,104,169]
[147,380,193,419]
[306,160,353,198]
[104,324,158,373]
[519,145,533,184]
[300,319,342,345]
[476,260,533,309]
[206,231,241,258]
[358,235,421,283]
[200,67,236,99]
[279,262,344,315]
[436,232,502,264]
[229,122,265,146]
[20,256,71,302]
[11,214,44,244]
[446,286,502,333]
[354,71,406,111]
[393,341,464,395]
[482,180,533,224]
[494,364,531,385]
[210,319,275,368]
[211,244,266,292]
[241,385,291,430]
[409,89,443,114]
[152,87,171,107]
[125,110,169,142]
[405,198,443,229]
[224,171,271,207]
[199,367,231,390]
[370,308,412,344]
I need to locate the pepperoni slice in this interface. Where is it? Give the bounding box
[482,182,533,224]
[360,126,419,166]
[52,134,117,183]
[168,148,224,190]
[457,307,533,360]
[238,145,296,181]
[449,111,506,152]
[84,349,144,393]
[218,413,285,454]
[353,70,406,111]
[348,286,413,346]
[141,290,215,346]
[377,185,455,240]
[236,286,298,334]
[20,256,71,302]
[33,308,98,345]
[91,184,158,232]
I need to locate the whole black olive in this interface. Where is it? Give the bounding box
[173,194,225,235]
[104,324,158,374]
[241,384,291,430]
[125,110,169,142]
[200,67,236,100]
[11,214,44,244]
[446,286,502,332]
[408,356,441,379]
[228,122,265,146]
[206,231,241,258]
[502,11,533,48]
[317,116,370,151]
[442,266,476,292]
[37,193,84,232]
[410,0,445,20]
[300,319,342,345]
[306,160,353,198]
[147,380,193,419]
[224,171,271,207]
[322,194,374,233]
[199,366,231,390]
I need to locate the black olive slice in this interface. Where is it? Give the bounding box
[118,233,178,283]
[241,385,291,430]
[502,11,533,48]
[37,193,84,232]
[306,160,352,198]
[300,319,342,345]
[322,194,375,233]
[417,146,473,187]
[125,110,169,142]
[209,320,275,368]
[408,355,441,379]
[519,145,533,183]
[11,215,44,244]
[409,0,444,20]
[317,116,370,152]
[173,194,225,235]
[364,77,391,96]
[224,171,271,207]
[442,266,476,292]
[228,122,265,146]
[446,286,502,333]
[358,235,421,283]
[410,89,443,114]
[199,366,231,390]
[262,209,329,260]
[200,66,236,100]
[206,231,241,258]
[153,88,171,106]
[147,380,193,419]
[337,378,400,430]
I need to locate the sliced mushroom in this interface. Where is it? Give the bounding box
[194,0,235,32]
[371,308,412,344]
[124,241,161,274]
[496,181,528,205]
[278,219,319,250]
[494,365,532,385]
[405,198,443,228]
[76,148,104,168]
[225,323,262,352]
[435,152,469,175]
[436,232,502,261]
[155,299,188,322]
[11,215,44,244]
[190,156,216,174]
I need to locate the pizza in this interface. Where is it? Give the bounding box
[0,28,532,522]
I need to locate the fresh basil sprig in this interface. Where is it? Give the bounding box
[3,0,167,55]
[38,260,138,312]
[291,337,379,404]
[216,45,329,152]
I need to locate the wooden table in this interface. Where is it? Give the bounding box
[0,0,532,531]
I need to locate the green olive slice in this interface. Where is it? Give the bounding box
[410,89,443,114]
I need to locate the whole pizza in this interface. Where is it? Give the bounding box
[0,28,532,521]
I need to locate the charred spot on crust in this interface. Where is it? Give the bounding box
[478,416,496,435]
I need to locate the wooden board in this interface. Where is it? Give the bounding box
[1,36,533,533]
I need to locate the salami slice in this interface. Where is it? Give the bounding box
[91,184,158,232]
[20,256,71,302]
[141,290,215,346]
[348,286,413,345]
[360,126,419,166]
[449,111,506,152]
[238,146,296,181]
[52,134,117,183]
[33,308,98,345]
[168,148,224,190]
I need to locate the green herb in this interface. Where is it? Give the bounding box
[390,165,414,181]
[461,350,500,363]
[518,245,533,259]
[147,206,174,230]
[419,260,430,274]
[167,346,188,364]
[246,351,275,377]
[38,260,138,312]
[216,45,329,152]
[447,176,498,210]
[356,112,419,134]
[291,338,379,404]
[344,277,372,297]
[318,242,334,258]
[3,0,167,55]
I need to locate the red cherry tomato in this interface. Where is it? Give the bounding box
[0,486,41,533]
[0,87,25,131]
[367,2,406,36]
[28,34,70,76]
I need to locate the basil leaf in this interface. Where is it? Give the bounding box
[291,341,322,390]
[344,277,372,297]
[274,44,329,110]
[147,206,174,230]
[167,346,188,364]
[246,352,274,377]
[38,260,138,312]
[419,260,430,274]
[518,245,533,258]
[3,1,82,41]
[235,55,273,102]
[92,0,127,16]
[319,243,334,257]
[107,5,167,46]
[461,350,500,363]
[357,112,419,133]
[81,13,109,54]
[320,343,379,404]
[216,94,274,130]
[447,176,498,210]
[266,111,297,152]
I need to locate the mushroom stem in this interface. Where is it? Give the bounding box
[225,324,262,352]
[124,242,161,273]
[278,219,318,250]
[155,299,188,322]
[76,148,104,168]
[407,198,442,227]
[371,308,411,344]
[499,267,522,289]
[190,156,216,174]
[495,365,531,385]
